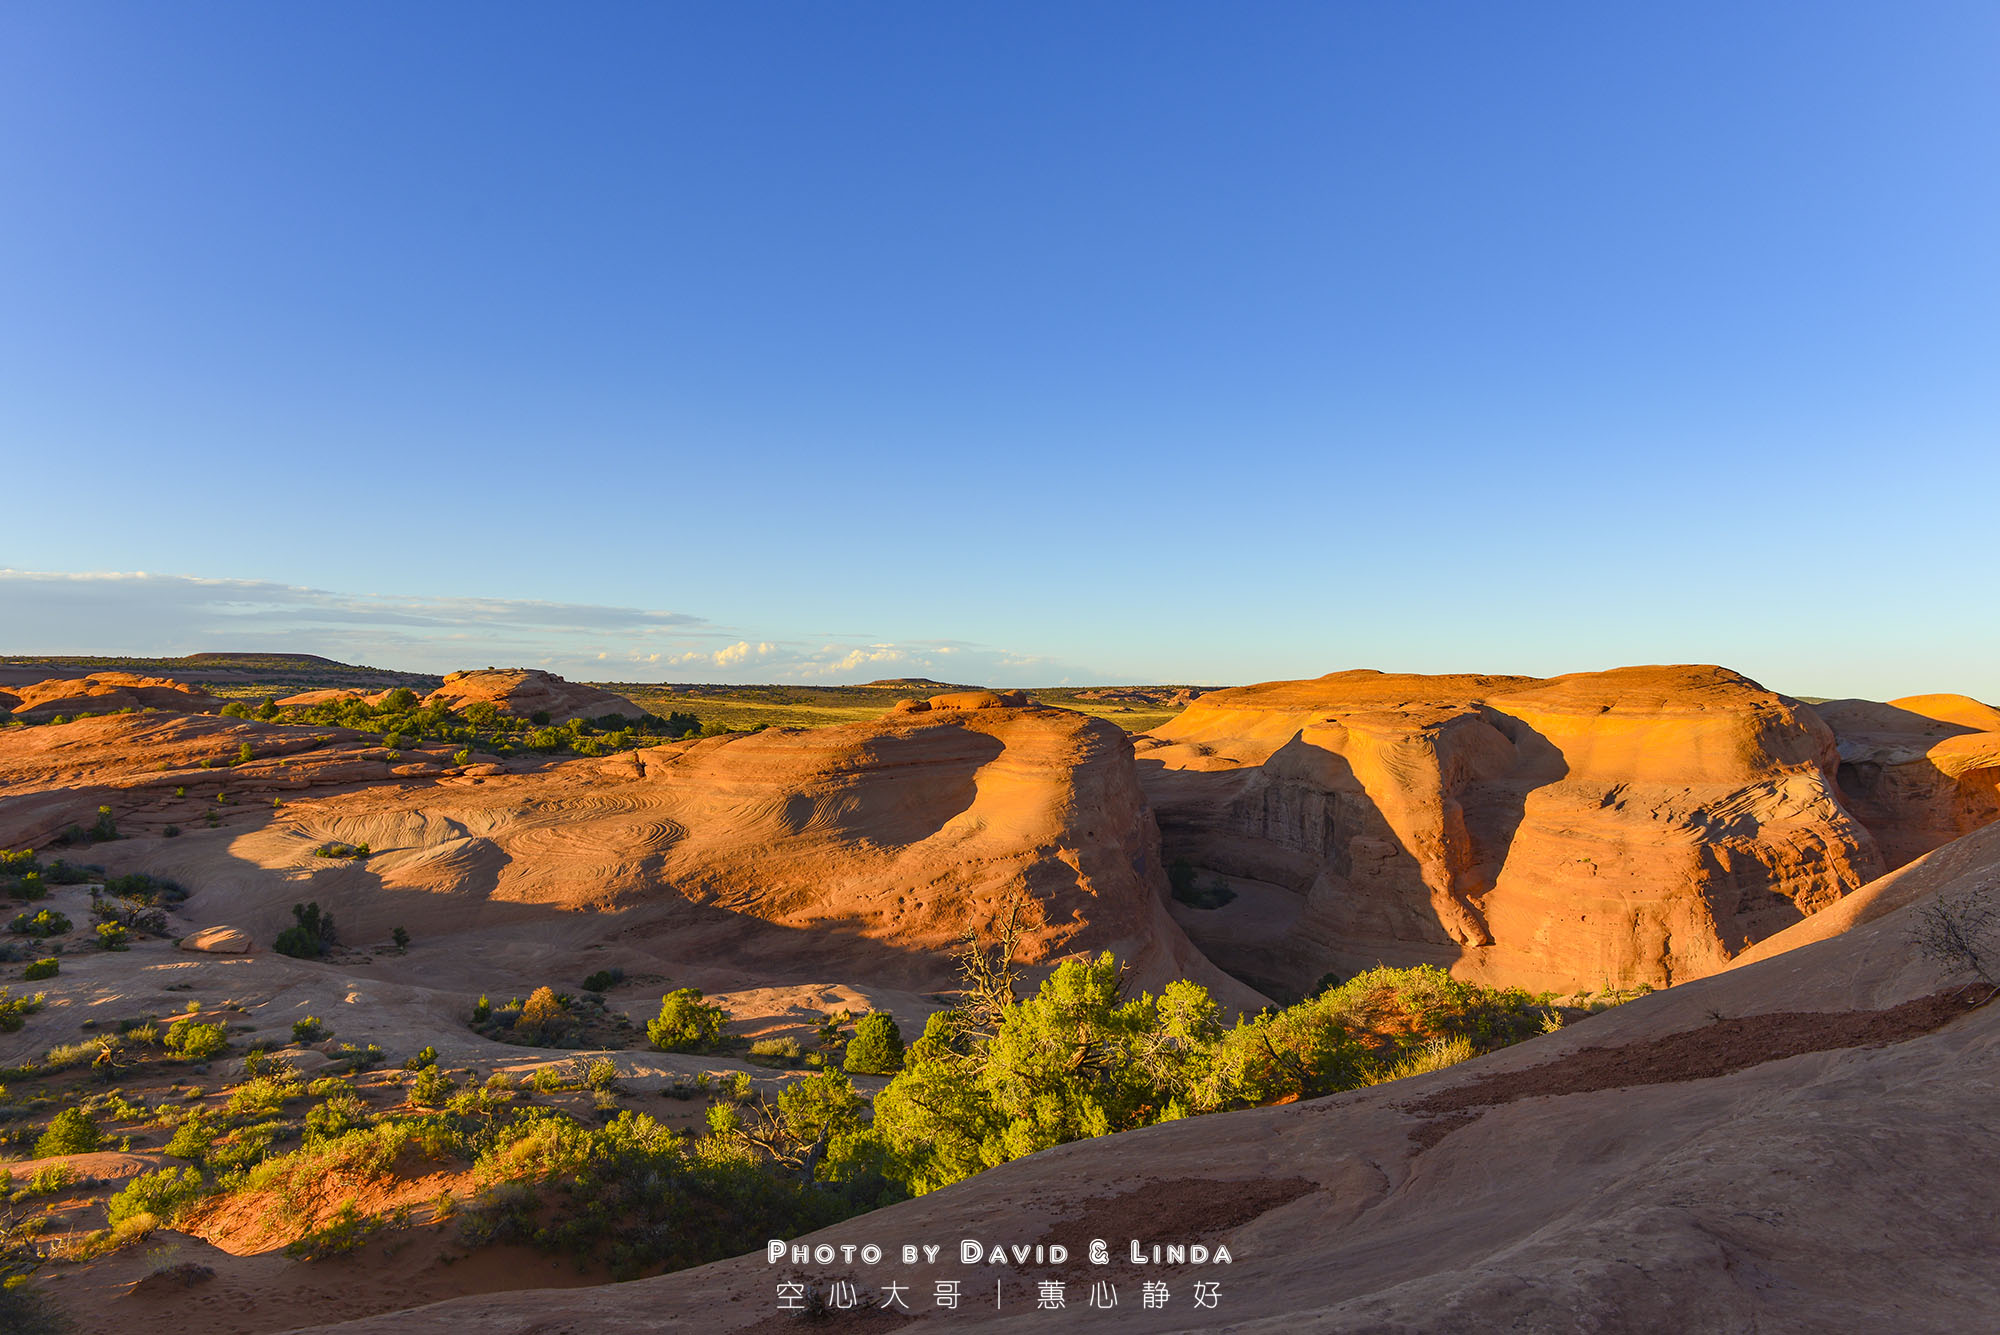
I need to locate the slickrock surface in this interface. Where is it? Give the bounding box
[422,668,650,723]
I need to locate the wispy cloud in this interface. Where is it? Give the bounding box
[0,570,1107,685]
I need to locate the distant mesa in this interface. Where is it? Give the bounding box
[1809,693,2000,869]
[182,652,343,667]
[1139,664,1890,994]
[863,676,958,689]
[422,668,649,724]
[0,671,225,721]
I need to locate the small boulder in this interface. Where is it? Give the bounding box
[179,926,253,954]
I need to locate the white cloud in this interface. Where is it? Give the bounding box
[0,569,1114,686]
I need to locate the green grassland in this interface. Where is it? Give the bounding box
[602,682,1202,736]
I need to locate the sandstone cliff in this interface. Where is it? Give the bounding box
[1808,693,2000,869]
[1137,665,1883,993]
[0,701,1252,1008]
[0,672,225,720]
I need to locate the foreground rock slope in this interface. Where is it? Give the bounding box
[289,820,2000,1335]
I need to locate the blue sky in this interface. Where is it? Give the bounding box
[2,3,1995,695]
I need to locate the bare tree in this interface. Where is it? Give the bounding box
[1909,883,2000,1003]
[952,891,1030,1037]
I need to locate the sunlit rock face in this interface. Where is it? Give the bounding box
[1139,665,1885,993]
[1807,694,2000,871]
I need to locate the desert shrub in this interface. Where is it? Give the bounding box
[303,1092,369,1146]
[403,1044,439,1071]
[391,926,410,951]
[748,1036,803,1066]
[285,1199,383,1259]
[273,901,336,958]
[292,1016,329,1044]
[40,1041,99,1072]
[0,989,43,1034]
[8,910,70,938]
[101,871,187,906]
[234,742,254,765]
[514,987,573,1045]
[107,1166,207,1227]
[163,1017,228,1060]
[16,1163,76,1196]
[164,1111,218,1162]
[409,1065,457,1108]
[329,1042,385,1072]
[96,922,129,951]
[21,959,57,982]
[471,994,491,1023]
[0,1281,67,1335]
[581,967,625,993]
[220,703,250,719]
[843,1011,904,1075]
[1376,1034,1478,1082]
[226,1075,302,1118]
[312,842,371,859]
[206,1118,284,1171]
[35,1107,102,1156]
[647,988,725,1053]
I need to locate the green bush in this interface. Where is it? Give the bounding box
[843,1011,905,1075]
[9,910,70,938]
[274,901,336,959]
[581,967,624,992]
[22,957,57,981]
[292,1016,329,1044]
[0,986,45,1033]
[107,1166,207,1227]
[35,1107,103,1156]
[164,1112,218,1161]
[97,922,130,950]
[409,1065,456,1108]
[647,988,725,1052]
[303,1092,368,1146]
[164,1017,228,1060]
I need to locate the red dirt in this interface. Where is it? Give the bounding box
[1404,985,1989,1147]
